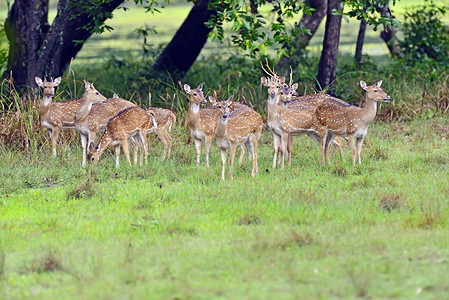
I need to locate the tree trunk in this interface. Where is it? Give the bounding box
[376,3,401,57]
[152,0,214,80]
[355,18,367,65]
[277,0,327,73]
[316,0,343,95]
[4,0,124,93]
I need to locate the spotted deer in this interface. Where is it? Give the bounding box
[279,83,345,165]
[262,76,316,169]
[75,81,135,167]
[87,107,156,167]
[35,76,82,157]
[184,82,217,167]
[146,107,176,160]
[316,80,390,165]
[112,93,176,160]
[208,95,249,164]
[214,96,263,179]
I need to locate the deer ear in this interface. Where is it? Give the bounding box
[113,93,119,98]
[208,96,216,104]
[279,76,286,84]
[360,81,368,90]
[84,81,91,91]
[35,77,43,87]
[183,84,191,94]
[53,77,61,86]
[260,77,268,86]
[375,80,383,87]
[198,82,204,91]
[226,95,234,103]
[291,83,299,91]
[88,142,95,152]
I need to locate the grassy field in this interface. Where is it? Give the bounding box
[1,1,449,299]
[1,116,449,299]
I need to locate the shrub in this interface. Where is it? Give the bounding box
[398,1,449,75]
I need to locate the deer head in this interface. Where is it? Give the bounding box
[261,76,285,105]
[360,80,390,102]
[184,83,206,105]
[35,76,61,98]
[83,81,108,104]
[279,83,298,106]
[87,142,100,165]
[216,95,234,121]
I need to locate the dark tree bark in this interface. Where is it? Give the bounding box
[4,0,124,93]
[316,0,343,95]
[277,0,327,72]
[355,18,367,65]
[376,3,401,57]
[152,0,214,79]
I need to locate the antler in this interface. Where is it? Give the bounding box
[260,58,278,78]
[289,66,293,86]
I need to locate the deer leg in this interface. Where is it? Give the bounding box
[204,136,213,167]
[50,127,60,157]
[325,134,335,165]
[229,144,237,180]
[219,148,227,180]
[246,135,258,177]
[287,135,294,166]
[319,130,328,165]
[253,136,259,175]
[347,135,357,166]
[238,144,245,165]
[140,131,148,165]
[334,138,346,161]
[115,145,121,168]
[80,133,88,168]
[194,138,202,166]
[156,128,168,160]
[122,138,131,166]
[272,132,281,168]
[280,133,288,169]
[356,137,364,165]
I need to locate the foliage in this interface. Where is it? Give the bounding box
[0,23,8,76]
[397,1,449,71]
[206,0,400,58]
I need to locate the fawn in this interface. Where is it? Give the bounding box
[315,80,390,165]
[35,76,82,157]
[146,107,176,160]
[214,96,263,179]
[87,107,156,167]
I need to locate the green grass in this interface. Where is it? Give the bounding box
[1,117,449,299]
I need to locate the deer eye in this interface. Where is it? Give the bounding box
[193,93,197,96]
[91,157,95,161]
[373,90,378,92]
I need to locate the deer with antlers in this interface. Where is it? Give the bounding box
[316,80,390,165]
[87,107,156,167]
[262,76,317,168]
[214,96,263,179]
[75,82,135,167]
[35,76,83,157]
